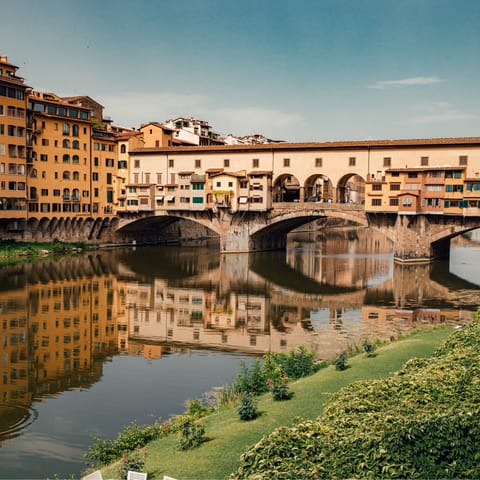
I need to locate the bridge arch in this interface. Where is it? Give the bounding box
[247,206,368,251]
[116,212,222,245]
[337,173,365,204]
[303,174,334,202]
[273,173,301,202]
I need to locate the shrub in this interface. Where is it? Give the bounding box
[332,351,348,370]
[362,338,376,357]
[85,419,165,467]
[185,398,212,419]
[237,394,259,421]
[117,450,146,480]
[178,417,205,451]
[236,359,268,395]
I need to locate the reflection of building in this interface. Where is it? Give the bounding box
[0,271,125,416]
[287,228,393,287]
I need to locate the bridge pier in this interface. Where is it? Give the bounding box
[393,215,448,263]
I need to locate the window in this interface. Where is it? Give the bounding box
[372,184,382,191]
[407,172,418,178]
[421,156,429,166]
[192,197,203,204]
[349,157,356,166]
[371,198,382,206]
[389,198,399,206]
[92,172,99,181]
[72,140,79,149]
[195,159,201,168]
[459,155,468,166]
[63,154,70,164]
[383,157,391,167]
[429,171,441,178]
[283,158,290,167]
[314,157,322,167]
[192,183,204,190]
[224,158,230,168]
[72,124,79,136]
[252,158,259,168]
[402,197,413,206]
[390,183,400,191]
[169,159,174,168]
[120,145,126,154]
[62,123,69,135]
[62,139,70,148]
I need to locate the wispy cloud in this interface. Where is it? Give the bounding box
[368,76,445,89]
[409,101,477,124]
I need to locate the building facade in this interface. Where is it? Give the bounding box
[0,56,29,220]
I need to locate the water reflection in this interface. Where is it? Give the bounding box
[0,228,478,477]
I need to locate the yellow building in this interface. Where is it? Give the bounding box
[0,56,29,220]
[27,91,92,217]
[365,166,469,215]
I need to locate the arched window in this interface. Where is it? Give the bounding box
[120,144,126,154]
[72,140,80,149]
[63,171,70,180]
[62,123,69,135]
[63,154,70,164]
[73,171,79,180]
[62,139,70,148]
[72,155,79,164]
[31,168,37,178]
[72,188,79,201]
[72,124,79,137]
[63,188,70,200]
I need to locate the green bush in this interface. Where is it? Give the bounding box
[185,398,213,419]
[85,420,166,467]
[235,359,268,396]
[332,351,348,370]
[362,338,376,357]
[117,450,146,480]
[237,394,259,421]
[178,417,205,450]
[231,313,480,479]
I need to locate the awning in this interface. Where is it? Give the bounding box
[238,197,248,204]
[166,195,175,202]
[156,196,164,201]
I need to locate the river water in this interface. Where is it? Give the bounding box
[0,227,479,479]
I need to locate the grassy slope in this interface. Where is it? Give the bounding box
[101,327,453,480]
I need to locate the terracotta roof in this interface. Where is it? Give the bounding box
[129,137,480,155]
[0,76,30,88]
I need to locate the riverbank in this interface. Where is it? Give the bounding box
[99,326,454,480]
[0,240,95,264]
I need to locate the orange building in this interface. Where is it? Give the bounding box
[27,91,92,217]
[0,56,29,220]
[365,166,478,215]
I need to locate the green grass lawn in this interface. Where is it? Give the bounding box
[100,327,453,480]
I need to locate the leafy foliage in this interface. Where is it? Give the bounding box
[178,417,205,450]
[237,394,259,421]
[362,338,376,357]
[85,420,166,467]
[332,351,348,370]
[117,450,146,480]
[231,313,480,479]
[236,359,269,396]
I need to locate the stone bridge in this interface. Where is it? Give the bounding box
[116,202,480,262]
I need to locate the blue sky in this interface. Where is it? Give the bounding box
[1,0,479,141]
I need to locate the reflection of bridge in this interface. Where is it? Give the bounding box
[117,202,480,262]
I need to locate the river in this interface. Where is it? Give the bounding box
[0,227,479,479]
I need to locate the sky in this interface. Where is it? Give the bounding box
[1,0,479,142]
